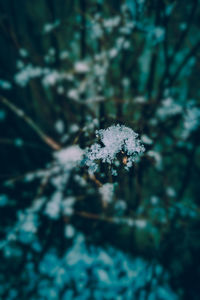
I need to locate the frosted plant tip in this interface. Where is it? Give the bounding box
[84,124,145,175]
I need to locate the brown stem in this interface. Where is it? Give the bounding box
[0,96,61,151]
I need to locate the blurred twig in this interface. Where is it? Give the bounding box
[0,96,61,151]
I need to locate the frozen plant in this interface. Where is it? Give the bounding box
[85,124,145,174]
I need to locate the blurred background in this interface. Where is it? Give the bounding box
[0,0,200,299]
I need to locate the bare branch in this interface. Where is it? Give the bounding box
[0,96,61,151]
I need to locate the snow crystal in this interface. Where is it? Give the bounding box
[62,197,75,216]
[19,48,28,57]
[99,183,114,204]
[65,225,75,238]
[85,124,145,174]
[42,70,60,86]
[16,60,25,69]
[154,27,165,42]
[59,50,69,60]
[74,61,90,73]
[55,120,65,134]
[45,191,62,220]
[14,138,24,147]
[141,134,153,145]
[48,48,56,56]
[114,200,127,216]
[0,110,6,121]
[51,146,84,190]
[134,96,146,103]
[0,195,9,206]
[43,20,60,34]
[181,105,200,139]
[69,124,79,133]
[67,89,79,100]
[54,145,83,166]
[134,219,147,229]
[119,22,134,35]
[74,174,87,187]
[150,196,159,205]
[147,150,162,170]
[122,78,130,88]
[109,48,118,58]
[123,40,131,49]
[20,214,38,233]
[156,97,182,120]
[0,79,12,90]
[14,64,45,87]
[166,187,176,197]
[116,37,125,49]
[91,22,103,39]
[103,16,121,31]
[57,86,64,94]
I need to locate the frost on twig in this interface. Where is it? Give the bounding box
[84,124,145,175]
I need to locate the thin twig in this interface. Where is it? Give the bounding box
[0,96,61,151]
[0,138,51,152]
[75,211,114,223]
[89,173,103,187]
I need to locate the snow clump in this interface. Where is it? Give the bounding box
[85,124,145,174]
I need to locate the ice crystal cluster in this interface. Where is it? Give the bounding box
[0,233,178,300]
[85,124,145,175]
